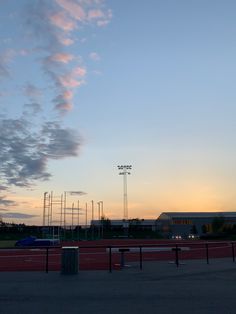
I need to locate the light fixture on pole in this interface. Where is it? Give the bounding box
[117,165,132,220]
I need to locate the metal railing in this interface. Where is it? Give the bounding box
[0,241,235,273]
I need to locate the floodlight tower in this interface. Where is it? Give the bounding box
[117,165,132,220]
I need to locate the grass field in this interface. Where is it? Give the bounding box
[0,240,16,248]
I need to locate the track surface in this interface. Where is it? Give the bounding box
[0,239,234,271]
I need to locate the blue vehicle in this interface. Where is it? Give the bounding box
[15,236,60,247]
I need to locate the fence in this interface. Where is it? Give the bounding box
[0,241,235,273]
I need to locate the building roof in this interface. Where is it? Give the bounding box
[91,219,158,226]
[158,212,236,220]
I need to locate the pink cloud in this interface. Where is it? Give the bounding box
[87,9,104,20]
[50,11,76,31]
[59,37,74,46]
[59,75,84,88]
[51,53,74,63]
[88,7,112,26]
[72,66,86,77]
[63,90,73,100]
[89,52,100,61]
[55,102,73,112]
[55,0,86,21]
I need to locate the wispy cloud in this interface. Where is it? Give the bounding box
[0,196,17,207]
[0,208,9,212]
[1,212,39,219]
[0,50,14,79]
[0,0,112,190]
[50,53,74,64]
[89,52,100,61]
[24,84,42,100]
[0,186,8,191]
[0,117,81,187]
[50,11,77,31]
[55,0,86,21]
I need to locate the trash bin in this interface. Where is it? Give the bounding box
[61,247,79,275]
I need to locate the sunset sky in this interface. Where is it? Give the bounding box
[1,0,236,225]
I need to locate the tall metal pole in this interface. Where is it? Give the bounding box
[123,173,128,219]
[49,191,53,227]
[60,194,63,239]
[99,201,104,238]
[97,202,101,238]
[91,200,94,240]
[71,202,74,240]
[77,200,80,241]
[63,192,67,240]
[118,165,132,220]
[64,192,67,229]
[85,202,88,240]
[43,192,48,227]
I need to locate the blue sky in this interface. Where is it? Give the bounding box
[0,0,236,225]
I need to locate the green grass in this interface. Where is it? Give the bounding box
[0,240,16,248]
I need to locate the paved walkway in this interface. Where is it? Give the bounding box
[1,258,236,314]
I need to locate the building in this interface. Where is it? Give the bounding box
[158,212,236,238]
[91,219,160,232]
[91,212,236,238]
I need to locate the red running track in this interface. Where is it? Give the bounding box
[0,239,235,272]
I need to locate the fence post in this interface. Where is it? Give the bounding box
[139,246,143,270]
[46,247,49,273]
[205,243,209,264]
[174,244,179,267]
[232,242,235,262]
[109,246,112,273]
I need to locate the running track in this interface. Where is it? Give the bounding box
[0,239,235,272]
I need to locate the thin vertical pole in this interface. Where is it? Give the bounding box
[98,202,101,239]
[59,194,63,239]
[77,200,80,241]
[85,202,88,240]
[139,246,143,270]
[232,242,235,262]
[50,191,53,227]
[91,200,94,240]
[43,192,47,227]
[175,244,179,267]
[206,243,209,264]
[101,201,104,238]
[123,172,128,220]
[71,202,74,240]
[64,192,66,240]
[109,246,112,273]
[46,248,49,273]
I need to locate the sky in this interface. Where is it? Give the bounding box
[1,0,236,225]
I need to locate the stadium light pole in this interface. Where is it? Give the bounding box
[117,165,132,220]
[91,200,94,240]
[98,201,104,238]
[97,202,101,238]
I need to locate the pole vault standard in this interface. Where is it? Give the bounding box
[117,165,132,220]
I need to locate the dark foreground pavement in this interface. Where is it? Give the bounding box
[1,258,236,314]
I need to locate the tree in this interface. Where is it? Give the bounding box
[212,216,225,233]
[201,224,207,234]
[190,225,198,235]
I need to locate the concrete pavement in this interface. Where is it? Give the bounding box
[0,258,236,314]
